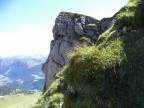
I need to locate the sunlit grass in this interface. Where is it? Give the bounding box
[0,92,41,108]
[32,0,144,107]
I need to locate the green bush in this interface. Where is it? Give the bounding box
[115,0,144,29]
[63,0,144,107]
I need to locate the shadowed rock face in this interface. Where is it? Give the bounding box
[42,11,114,91]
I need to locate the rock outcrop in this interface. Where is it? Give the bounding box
[42,11,114,91]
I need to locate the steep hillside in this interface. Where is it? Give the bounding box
[42,12,113,91]
[33,0,144,107]
[0,55,46,95]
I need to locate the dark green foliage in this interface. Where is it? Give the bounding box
[63,0,144,107]
[115,0,144,29]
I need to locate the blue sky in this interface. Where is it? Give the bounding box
[0,0,129,56]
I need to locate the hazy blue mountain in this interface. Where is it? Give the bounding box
[0,55,47,95]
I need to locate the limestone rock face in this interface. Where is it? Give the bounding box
[42,12,114,91]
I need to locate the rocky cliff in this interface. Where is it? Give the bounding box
[33,0,144,108]
[42,12,114,91]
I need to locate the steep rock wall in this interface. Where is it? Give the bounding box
[42,12,114,91]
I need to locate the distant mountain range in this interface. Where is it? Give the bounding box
[0,55,47,95]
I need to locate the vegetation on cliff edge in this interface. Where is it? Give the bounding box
[32,0,144,107]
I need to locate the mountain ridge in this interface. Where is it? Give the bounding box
[42,11,114,91]
[33,0,144,107]
[0,55,47,95]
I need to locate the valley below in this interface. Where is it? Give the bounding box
[0,55,47,95]
[0,92,42,108]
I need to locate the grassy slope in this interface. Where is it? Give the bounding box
[0,92,41,108]
[33,0,144,107]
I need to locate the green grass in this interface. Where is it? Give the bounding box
[79,36,94,45]
[33,0,144,107]
[115,0,144,29]
[0,92,42,108]
[32,73,66,108]
[84,24,97,27]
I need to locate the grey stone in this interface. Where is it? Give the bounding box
[85,30,94,37]
[74,23,84,35]
[80,16,86,25]
[42,12,114,91]
[46,106,52,108]
[122,26,130,35]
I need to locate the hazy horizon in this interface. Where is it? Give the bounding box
[0,0,129,57]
